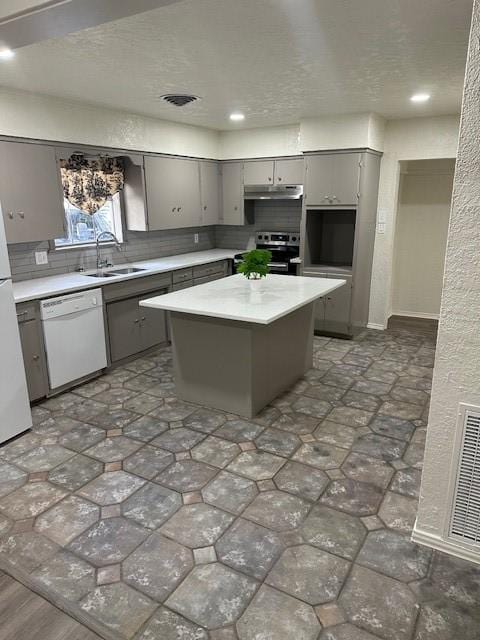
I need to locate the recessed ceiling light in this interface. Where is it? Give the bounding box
[0,48,15,60]
[410,93,430,103]
[230,112,245,122]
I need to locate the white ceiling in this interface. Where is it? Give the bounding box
[0,0,472,130]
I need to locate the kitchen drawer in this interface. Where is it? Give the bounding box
[172,281,193,291]
[193,260,228,279]
[16,301,38,323]
[193,273,225,286]
[103,272,172,302]
[172,268,194,284]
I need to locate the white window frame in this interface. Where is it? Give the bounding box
[53,192,124,250]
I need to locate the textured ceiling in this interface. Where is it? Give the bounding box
[0,0,472,130]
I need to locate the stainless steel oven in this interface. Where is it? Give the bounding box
[234,231,300,275]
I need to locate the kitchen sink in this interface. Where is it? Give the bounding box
[108,267,147,275]
[85,272,120,278]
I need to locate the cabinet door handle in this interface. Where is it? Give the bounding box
[18,211,25,219]
[134,318,139,323]
[332,195,338,201]
[141,316,146,321]
[8,211,14,219]
[178,207,182,211]
[172,207,176,212]
[268,176,272,181]
[203,205,207,211]
[277,176,282,181]
[324,196,330,200]
[32,355,40,361]
[234,206,238,211]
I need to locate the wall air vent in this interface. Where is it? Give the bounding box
[449,405,480,545]
[160,94,199,107]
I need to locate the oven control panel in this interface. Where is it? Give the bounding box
[256,231,300,246]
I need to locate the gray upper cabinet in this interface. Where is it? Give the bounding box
[0,141,64,243]
[305,153,360,206]
[144,156,201,230]
[200,161,220,225]
[243,160,274,186]
[274,158,304,185]
[220,162,246,225]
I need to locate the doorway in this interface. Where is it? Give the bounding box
[391,159,455,320]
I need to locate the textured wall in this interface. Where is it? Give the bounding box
[0,87,220,158]
[300,113,385,152]
[218,125,301,159]
[415,0,480,546]
[391,160,454,318]
[368,115,460,328]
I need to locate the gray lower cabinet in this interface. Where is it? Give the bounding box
[305,271,353,336]
[16,303,48,402]
[106,289,168,363]
[0,141,65,243]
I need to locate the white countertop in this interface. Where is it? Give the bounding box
[140,273,346,324]
[12,249,239,303]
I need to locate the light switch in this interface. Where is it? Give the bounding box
[194,233,199,244]
[377,222,386,234]
[35,251,48,265]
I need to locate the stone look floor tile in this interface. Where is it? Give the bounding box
[97,564,121,585]
[243,490,310,531]
[48,454,104,492]
[339,565,419,640]
[77,470,146,505]
[122,482,182,529]
[13,444,75,472]
[214,419,264,443]
[302,505,366,560]
[151,399,197,422]
[202,471,258,515]
[123,415,169,442]
[352,433,407,462]
[216,517,284,580]
[35,495,99,545]
[123,444,174,479]
[84,436,143,463]
[321,479,384,516]
[266,544,350,605]
[0,482,66,520]
[326,406,373,428]
[80,582,157,638]
[237,584,320,640]
[227,450,286,480]
[0,462,28,498]
[193,545,217,564]
[320,623,386,639]
[315,602,346,628]
[274,460,329,501]
[378,491,418,533]
[272,411,320,435]
[191,436,240,469]
[160,503,234,548]
[292,442,348,470]
[314,421,358,450]
[341,452,394,489]
[58,424,105,453]
[68,517,148,566]
[390,467,422,498]
[152,427,205,453]
[254,428,301,457]
[292,396,332,419]
[123,532,193,601]
[357,529,431,581]
[0,531,60,572]
[155,460,217,492]
[32,549,96,601]
[166,562,257,629]
[134,606,208,640]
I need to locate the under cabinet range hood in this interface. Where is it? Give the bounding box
[244,184,303,200]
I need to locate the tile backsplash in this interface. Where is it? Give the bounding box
[8,200,302,281]
[215,200,302,249]
[8,227,215,281]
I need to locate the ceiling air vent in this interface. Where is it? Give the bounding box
[449,405,480,545]
[161,94,199,107]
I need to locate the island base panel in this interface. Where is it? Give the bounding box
[170,304,314,418]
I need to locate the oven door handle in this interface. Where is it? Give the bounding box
[268,262,289,271]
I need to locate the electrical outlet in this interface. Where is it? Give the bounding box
[377,222,386,234]
[194,233,199,244]
[35,251,48,265]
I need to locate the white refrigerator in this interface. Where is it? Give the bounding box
[0,206,32,443]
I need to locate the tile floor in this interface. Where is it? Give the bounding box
[0,323,479,640]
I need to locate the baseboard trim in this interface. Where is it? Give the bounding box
[392,310,440,320]
[412,525,480,565]
[367,322,386,330]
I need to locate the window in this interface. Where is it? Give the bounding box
[54,193,124,248]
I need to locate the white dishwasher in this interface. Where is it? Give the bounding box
[41,288,107,390]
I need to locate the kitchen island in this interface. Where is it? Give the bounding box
[140,274,345,417]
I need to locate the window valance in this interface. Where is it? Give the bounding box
[60,154,125,215]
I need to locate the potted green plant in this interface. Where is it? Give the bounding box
[236,249,272,287]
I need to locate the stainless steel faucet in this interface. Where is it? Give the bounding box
[96,231,122,272]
